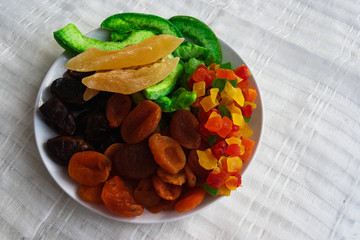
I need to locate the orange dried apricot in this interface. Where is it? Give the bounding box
[101,176,143,217]
[68,151,111,186]
[184,163,197,188]
[156,167,186,186]
[174,187,206,213]
[106,93,131,128]
[146,199,177,214]
[170,109,201,149]
[133,177,161,207]
[113,141,157,179]
[149,133,186,174]
[77,184,103,203]
[121,100,161,144]
[152,174,182,200]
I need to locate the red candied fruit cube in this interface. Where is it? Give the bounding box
[211,140,227,159]
[234,65,249,81]
[225,144,241,156]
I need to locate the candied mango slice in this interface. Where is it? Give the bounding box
[82,57,180,95]
[66,35,184,71]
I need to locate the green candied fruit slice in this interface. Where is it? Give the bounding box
[101,13,183,37]
[53,23,154,54]
[169,15,222,64]
[143,60,184,100]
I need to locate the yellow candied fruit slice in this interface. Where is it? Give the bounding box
[237,123,253,138]
[82,57,179,95]
[226,156,243,173]
[196,149,218,170]
[66,35,184,71]
[193,81,206,97]
[232,112,245,128]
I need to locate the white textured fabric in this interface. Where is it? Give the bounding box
[1,0,359,239]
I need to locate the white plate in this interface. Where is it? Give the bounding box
[33,29,264,224]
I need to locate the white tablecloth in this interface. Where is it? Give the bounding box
[1,0,359,239]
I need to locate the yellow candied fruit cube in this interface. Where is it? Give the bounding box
[225,137,242,147]
[219,94,233,106]
[224,176,239,190]
[223,82,236,98]
[233,88,245,107]
[217,184,231,196]
[210,88,219,102]
[200,95,219,112]
[237,122,253,138]
[226,156,243,173]
[218,156,227,169]
[232,112,245,127]
[196,148,218,170]
[193,81,206,97]
[209,111,221,119]
[240,144,245,155]
[227,104,242,114]
[244,101,256,109]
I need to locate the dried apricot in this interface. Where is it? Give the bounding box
[68,151,111,186]
[174,187,206,213]
[106,93,131,128]
[184,163,197,188]
[146,199,177,214]
[77,184,103,203]
[187,149,211,179]
[152,174,182,200]
[157,167,186,186]
[170,109,201,149]
[113,141,157,179]
[101,176,143,217]
[121,100,161,144]
[133,177,161,207]
[149,133,186,174]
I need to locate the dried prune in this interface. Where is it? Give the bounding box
[50,77,85,107]
[134,177,161,207]
[68,151,111,186]
[121,100,161,144]
[170,109,201,149]
[39,97,76,135]
[149,133,186,174]
[106,93,132,128]
[101,176,144,217]
[63,69,95,80]
[83,113,111,148]
[46,136,93,166]
[113,141,157,179]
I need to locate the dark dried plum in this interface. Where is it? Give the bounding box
[63,69,95,80]
[84,113,111,148]
[39,97,76,135]
[51,77,85,107]
[46,136,93,165]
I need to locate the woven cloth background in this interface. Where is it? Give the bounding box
[1,0,359,239]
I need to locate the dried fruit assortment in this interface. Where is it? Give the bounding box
[39,13,258,218]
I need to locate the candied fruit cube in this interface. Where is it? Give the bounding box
[217,184,231,196]
[224,176,239,190]
[204,115,223,132]
[237,123,253,138]
[226,156,243,173]
[193,81,206,97]
[232,112,245,127]
[197,148,218,170]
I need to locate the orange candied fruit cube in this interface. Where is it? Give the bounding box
[240,137,255,162]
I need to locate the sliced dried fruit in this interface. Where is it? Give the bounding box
[66,35,184,71]
[82,57,180,95]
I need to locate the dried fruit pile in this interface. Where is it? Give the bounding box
[40,13,257,218]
